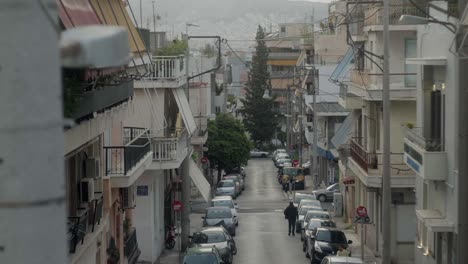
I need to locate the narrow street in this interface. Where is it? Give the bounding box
[190,158,331,264]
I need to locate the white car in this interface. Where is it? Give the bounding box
[211,196,239,226]
[250,149,269,158]
[320,256,366,264]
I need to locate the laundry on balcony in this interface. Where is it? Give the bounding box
[189,159,211,202]
[172,88,197,136]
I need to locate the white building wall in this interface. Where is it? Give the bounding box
[125,89,166,132]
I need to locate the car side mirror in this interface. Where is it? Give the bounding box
[348,240,353,244]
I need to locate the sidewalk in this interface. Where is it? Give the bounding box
[334,216,382,264]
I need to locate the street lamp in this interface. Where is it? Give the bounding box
[399,15,456,33]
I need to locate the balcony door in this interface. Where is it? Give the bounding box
[430,89,443,150]
[404,39,417,87]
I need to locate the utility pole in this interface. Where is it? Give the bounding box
[140,0,143,29]
[286,85,291,152]
[299,88,304,165]
[152,1,157,52]
[312,68,319,190]
[382,0,391,262]
[180,25,192,251]
[0,1,67,263]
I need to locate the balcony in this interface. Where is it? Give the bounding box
[348,69,417,100]
[134,56,187,89]
[67,193,104,254]
[124,228,141,264]
[191,125,208,145]
[364,5,428,28]
[403,127,447,181]
[150,128,189,170]
[105,129,153,188]
[66,80,133,121]
[269,52,301,60]
[348,139,415,188]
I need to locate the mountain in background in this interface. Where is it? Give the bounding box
[129,0,329,49]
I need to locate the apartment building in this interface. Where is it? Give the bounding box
[58,1,211,264]
[401,2,462,263]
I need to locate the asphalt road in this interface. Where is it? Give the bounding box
[190,158,332,264]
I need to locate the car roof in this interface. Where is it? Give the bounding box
[200,226,226,233]
[212,196,233,201]
[325,256,364,263]
[316,227,341,232]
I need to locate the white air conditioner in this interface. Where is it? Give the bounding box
[80,178,95,203]
[85,158,100,179]
[120,186,135,209]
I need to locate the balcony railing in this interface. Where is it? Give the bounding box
[404,126,443,151]
[364,5,429,26]
[104,130,151,176]
[350,139,413,175]
[67,207,89,254]
[147,56,185,80]
[152,128,187,161]
[67,193,104,254]
[124,229,141,264]
[350,69,416,88]
[123,127,148,145]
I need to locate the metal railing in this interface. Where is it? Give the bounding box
[124,229,141,264]
[123,127,148,145]
[364,5,429,26]
[404,126,443,151]
[67,207,89,253]
[350,69,417,88]
[147,56,185,80]
[350,139,413,175]
[92,193,104,232]
[104,132,151,176]
[152,128,187,161]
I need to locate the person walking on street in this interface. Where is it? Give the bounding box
[283,201,299,236]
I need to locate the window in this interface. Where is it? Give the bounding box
[281,26,286,33]
[405,39,417,87]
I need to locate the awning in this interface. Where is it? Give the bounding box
[57,0,101,28]
[89,0,146,54]
[189,159,211,202]
[342,176,355,185]
[172,88,197,136]
[329,47,355,83]
[331,111,357,148]
[317,147,336,160]
[426,218,454,233]
[405,57,447,66]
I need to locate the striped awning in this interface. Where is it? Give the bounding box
[329,47,355,83]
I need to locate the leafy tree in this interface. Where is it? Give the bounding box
[155,39,187,56]
[227,94,237,105]
[240,25,278,146]
[207,113,251,181]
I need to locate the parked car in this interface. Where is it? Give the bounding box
[320,256,365,264]
[293,193,317,207]
[306,228,352,263]
[211,196,239,226]
[313,183,340,202]
[182,246,224,264]
[224,174,245,191]
[276,158,292,168]
[301,218,336,242]
[215,180,237,199]
[189,227,237,264]
[250,149,269,158]
[202,207,237,236]
[298,199,323,212]
[222,176,242,196]
[272,149,287,160]
[297,206,324,233]
[274,153,290,165]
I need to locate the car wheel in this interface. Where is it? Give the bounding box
[318,194,327,202]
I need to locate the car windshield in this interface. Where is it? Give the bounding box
[206,209,232,219]
[299,207,316,215]
[192,232,226,243]
[316,230,347,243]
[212,200,233,208]
[307,212,330,219]
[218,181,234,188]
[305,210,325,221]
[294,194,315,204]
[224,176,238,182]
[307,220,324,230]
[183,254,217,264]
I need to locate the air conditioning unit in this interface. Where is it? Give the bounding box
[85,158,100,179]
[81,178,95,203]
[120,186,135,209]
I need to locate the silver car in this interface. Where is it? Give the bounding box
[211,196,239,226]
[250,149,269,158]
[222,176,242,196]
[224,174,245,191]
[313,183,340,202]
[189,227,237,264]
[216,180,237,199]
[202,207,237,236]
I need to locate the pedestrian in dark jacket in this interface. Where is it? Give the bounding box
[283,201,299,236]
